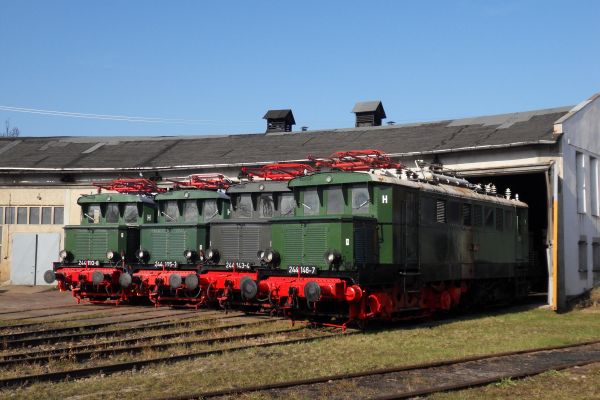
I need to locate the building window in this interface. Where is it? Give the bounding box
[579,238,588,273]
[576,152,587,214]
[5,207,15,224]
[593,240,600,272]
[41,207,52,224]
[53,207,64,224]
[17,207,27,224]
[29,207,40,224]
[0,207,3,224]
[591,157,599,216]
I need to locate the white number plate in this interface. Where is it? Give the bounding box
[78,260,100,266]
[225,261,252,270]
[288,265,317,275]
[154,261,178,268]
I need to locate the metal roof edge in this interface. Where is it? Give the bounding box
[553,92,600,135]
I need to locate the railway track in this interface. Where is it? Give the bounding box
[0,325,349,387]
[0,309,206,341]
[1,311,243,349]
[0,306,172,331]
[0,317,277,364]
[151,339,600,400]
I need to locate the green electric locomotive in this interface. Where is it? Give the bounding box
[243,166,529,323]
[45,188,157,303]
[132,187,230,305]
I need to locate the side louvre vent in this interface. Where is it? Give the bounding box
[436,200,446,223]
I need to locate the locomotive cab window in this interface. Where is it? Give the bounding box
[183,200,199,222]
[278,193,296,217]
[86,204,101,224]
[258,194,274,218]
[162,200,179,222]
[124,203,139,224]
[105,203,120,223]
[203,199,219,221]
[232,194,252,218]
[326,186,344,214]
[301,188,320,216]
[351,185,370,214]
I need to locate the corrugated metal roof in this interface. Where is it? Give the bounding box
[0,106,572,172]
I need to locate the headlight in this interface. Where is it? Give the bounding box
[324,250,341,265]
[137,249,149,261]
[264,249,280,265]
[106,250,120,261]
[206,248,219,262]
[183,250,197,261]
[257,250,265,260]
[59,250,73,262]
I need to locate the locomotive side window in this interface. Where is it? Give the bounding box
[163,201,179,222]
[326,186,344,214]
[484,207,494,228]
[496,208,503,231]
[233,194,252,218]
[351,185,370,214]
[447,201,460,225]
[105,203,120,223]
[462,203,472,226]
[302,188,320,215]
[183,200,199,222]
[473,205,483,226]
[124,203,139,224]
[86,204,101,223]
[279,193,296,217]
[203,199,219,221]
[258,194,274,218]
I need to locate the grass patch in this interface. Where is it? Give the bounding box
[2,306,600,399]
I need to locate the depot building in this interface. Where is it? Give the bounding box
[1,93,600,310]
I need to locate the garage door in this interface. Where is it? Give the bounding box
[11,233,61,285]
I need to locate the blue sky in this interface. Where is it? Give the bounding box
[1,0,599,137]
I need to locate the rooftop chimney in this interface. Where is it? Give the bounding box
[352,101,386,127]
[263,109,295,134]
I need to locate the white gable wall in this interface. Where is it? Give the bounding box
[559,93,600,297]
